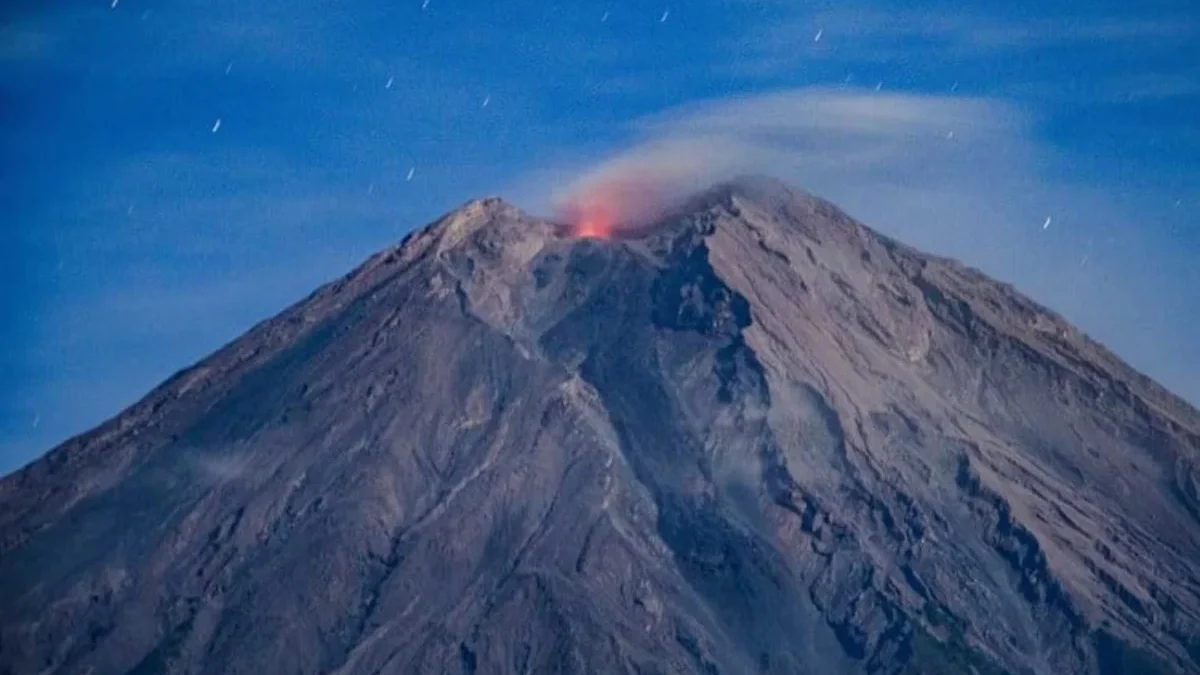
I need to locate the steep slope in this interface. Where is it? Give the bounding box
[2,177,1198,675]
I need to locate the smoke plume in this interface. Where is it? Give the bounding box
[552,136,757,231]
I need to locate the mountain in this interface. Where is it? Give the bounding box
[2,176,1199,675]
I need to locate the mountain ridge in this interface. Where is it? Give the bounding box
[2,176,1198,675]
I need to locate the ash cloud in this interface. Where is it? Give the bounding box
[552,136,758,229]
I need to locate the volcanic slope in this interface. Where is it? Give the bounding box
[3,177,1200,675]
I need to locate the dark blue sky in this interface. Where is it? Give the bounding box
[3,0,1198,474]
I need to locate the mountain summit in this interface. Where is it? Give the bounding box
[3,177,1199,675]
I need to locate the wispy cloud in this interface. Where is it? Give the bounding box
[548,87,1028,225]
[633,88,1019,138]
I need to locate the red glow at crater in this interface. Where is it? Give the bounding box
[574,216,614,239]
[562,198,620,239]
[557,170,680,240]
[560,183,650,239]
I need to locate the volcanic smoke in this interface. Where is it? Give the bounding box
[554,143,730,238]
[556,175,667,239]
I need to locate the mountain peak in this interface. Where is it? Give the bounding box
[2,177,1198,675]
[703,173,810,204]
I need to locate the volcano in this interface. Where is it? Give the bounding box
[2,177,1199,675]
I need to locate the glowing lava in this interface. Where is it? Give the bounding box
[567,202,618,239]
[558,173,668,239]
[575,218,614,239]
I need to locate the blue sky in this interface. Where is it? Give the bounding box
[2,0,1198,475]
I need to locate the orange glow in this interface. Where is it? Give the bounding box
[575,218,614,239]
[559,176,670,239]
[569,201,618,239]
